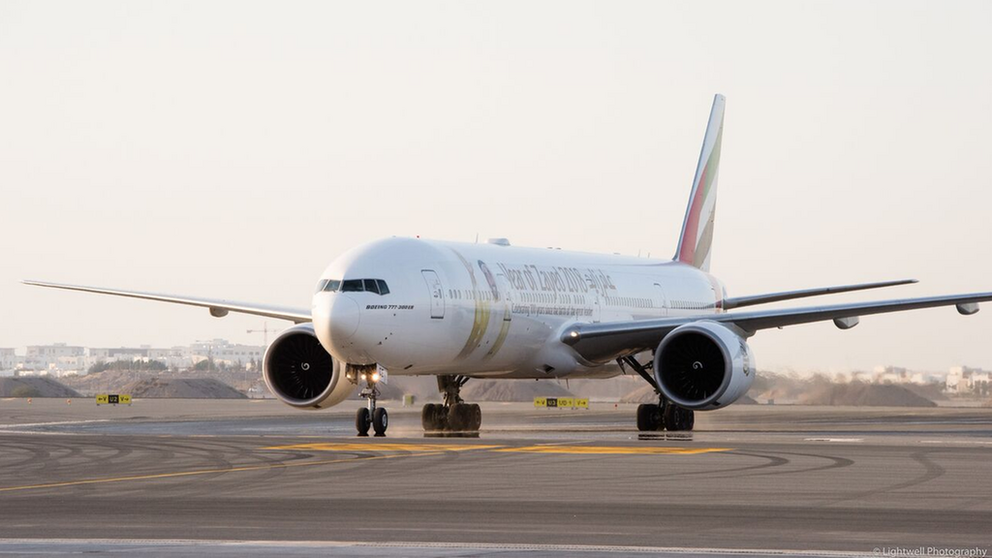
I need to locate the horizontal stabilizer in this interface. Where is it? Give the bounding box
[722,279,917,310]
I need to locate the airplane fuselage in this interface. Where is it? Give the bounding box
[312,237,725,379]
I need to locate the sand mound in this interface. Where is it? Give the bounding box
[0,377,81,398]
[620,384,759,405]
[800,382,936,407]
[60,370,146,396]
[119,377,246,399]
[461,379,573,402]
[619,384,658,404]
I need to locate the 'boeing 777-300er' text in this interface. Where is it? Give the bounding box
[25,95,991,436]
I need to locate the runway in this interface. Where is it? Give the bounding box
[0,400,990,556]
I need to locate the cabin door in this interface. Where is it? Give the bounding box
[422,270,445,319]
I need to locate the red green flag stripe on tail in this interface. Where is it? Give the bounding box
[675,94,725,273]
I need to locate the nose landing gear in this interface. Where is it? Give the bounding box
[421,375,482,434]
[353,366,388,437]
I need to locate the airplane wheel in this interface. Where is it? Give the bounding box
[663,404,680,431]
[469,403,482,431]
[636,404,651,431]
[373,407,388,437]
[637,404,663,431]
[665,405,693,431]
[448,403,468,431]
[433,404,448,430]
[422,404,438,430]
[356,407,371,437]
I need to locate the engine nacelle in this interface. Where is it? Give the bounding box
[262,323,354,409]
[653,321,755,411]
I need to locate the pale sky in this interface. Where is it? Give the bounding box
[1,1,990,373]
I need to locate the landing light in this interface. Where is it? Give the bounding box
[359,373,366,381]
[371,372,381,382]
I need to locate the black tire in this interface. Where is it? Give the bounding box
[637,404,663,431]
[433,405,448,430]
[422,404,437,430]
[447,403,467,431]
[636,404,651,431]
[356,407,371,437]
[648,405,663,430]
[663,404,680,431]
[665,405,691,431]
[373,407,388,437]
[469,403,482,431]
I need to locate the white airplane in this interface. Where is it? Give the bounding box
[25,94,991,437]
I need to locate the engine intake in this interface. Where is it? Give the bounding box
[263,324,354,409]
[653,321,754,410]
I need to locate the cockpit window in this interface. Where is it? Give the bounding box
[323,278,389,295]
[316,279,330,293]
[363,279,380,294]
[341,279,364,292]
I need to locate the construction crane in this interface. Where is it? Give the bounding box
[246,322,281,348]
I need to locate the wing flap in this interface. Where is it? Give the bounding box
[23,280,311,323]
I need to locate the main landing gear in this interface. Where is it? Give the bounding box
[618,355,695,432]
[421,375,482,434]
[354,367,387,437]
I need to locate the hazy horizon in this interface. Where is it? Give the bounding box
[2,1,990,373]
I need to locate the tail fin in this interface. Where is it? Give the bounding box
[674,94,725,272]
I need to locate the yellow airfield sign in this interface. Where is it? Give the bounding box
[534,397,588,409]
[96,394,132,406]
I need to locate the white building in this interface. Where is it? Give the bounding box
[87,345,192,369]
[946,366,989,394]
[0,348,18,371]
[24,343,84,371]
[189,339,265,366]
[873,365,909,384]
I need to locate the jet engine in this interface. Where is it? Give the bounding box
[653,321,755,410]
[262,323,354,409]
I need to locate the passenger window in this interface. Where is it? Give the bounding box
[324,280,341,292]
[341,279,364,292]
[364,279,380,294]
[376,280,389,295]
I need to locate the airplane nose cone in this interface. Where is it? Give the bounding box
[313,294,361,355]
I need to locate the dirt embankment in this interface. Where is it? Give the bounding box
[461,379,573,402]
[799,381,936,407]
[0,377,81,398]
[620,383,758,405]
[118,378,247,399]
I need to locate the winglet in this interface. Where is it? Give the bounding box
[674,94,725,272]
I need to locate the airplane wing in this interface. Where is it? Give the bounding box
[22,280,311,323]
[562,291,992,363]
[721,279,917,310]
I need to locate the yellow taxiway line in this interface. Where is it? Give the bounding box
[262,442,502,452]
[0,443,731,493]
[495,445,730,455]
[265,442,731,456]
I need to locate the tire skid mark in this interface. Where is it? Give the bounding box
[0,441,48,470]
[823,449,948,507]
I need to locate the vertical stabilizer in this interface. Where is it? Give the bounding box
[674,94,725,272]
